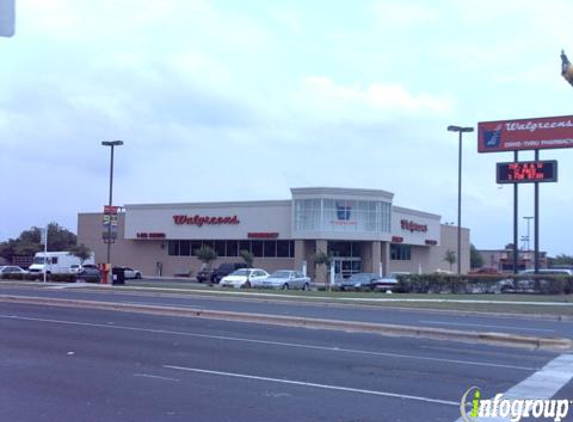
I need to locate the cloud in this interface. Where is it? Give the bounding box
[369,1,440,28]
[294,76,453,120]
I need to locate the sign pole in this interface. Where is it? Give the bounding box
[513,151,519,274]
[43,226,48,283]
[534,150,540,273]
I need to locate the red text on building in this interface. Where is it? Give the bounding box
[173,215,240,227]
[401,220,428,233]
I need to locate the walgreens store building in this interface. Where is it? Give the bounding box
[77,187,470,279]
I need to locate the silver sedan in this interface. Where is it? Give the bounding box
[255,270,311,290]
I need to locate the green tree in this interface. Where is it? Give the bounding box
[195,245,218,269]
[0,222,77,263]
[548,254,573,267]
[443,249,456,272]
[239,249,254,268]
[470,244,484,269]
[68,244,93,265]
[47,223,77,251]
[312,250,331,267]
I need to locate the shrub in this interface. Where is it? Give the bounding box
[397,273,573,295]
[48,273,77,283]
[0,273,26,281]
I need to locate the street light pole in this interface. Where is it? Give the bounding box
[101,140,123,266]
[447,125,474,275]
[523,216,534,270]
[523,216,534,251]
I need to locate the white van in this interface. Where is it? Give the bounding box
[28,252,95,275]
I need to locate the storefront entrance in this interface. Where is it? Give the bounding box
[330,257,362,282]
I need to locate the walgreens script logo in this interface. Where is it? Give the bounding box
[173,215,240,227]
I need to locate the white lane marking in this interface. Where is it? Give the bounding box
[419,320,556,333]
[341,298,573,306]
[133,373,180,382]
[164,365,459,407]
[419,345,555,361]
[454,353,573,422]
[0,314,539,371]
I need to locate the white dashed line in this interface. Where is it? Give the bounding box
[163,365,459,407]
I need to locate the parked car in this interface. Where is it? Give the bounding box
[254,270,310,290]
[76,264,101,283]
[374,272,409,292]
[197,262,248,283]
[118,266,142,279]
[0,265,28,275]
[219,268,269,288]
[338,273,383,291]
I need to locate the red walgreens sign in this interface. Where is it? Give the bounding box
[401,219,428,233]
[478,115,573,153]
[104,205,119,214]
[173,215,240,227]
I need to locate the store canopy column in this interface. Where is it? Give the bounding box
[294,240,306,273]
[371,241,382,275]
[380,242,390,276]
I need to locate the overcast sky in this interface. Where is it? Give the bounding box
[1,0,573,256]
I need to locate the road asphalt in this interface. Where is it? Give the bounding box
[0,302,569,422]
[0,283,573,348]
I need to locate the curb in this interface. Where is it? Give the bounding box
[1,294,571,351]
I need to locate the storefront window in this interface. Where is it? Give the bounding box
[179,241,191,256]
[226,240,238,257]
[276,240,290,257]
[251,240,263,257]
[239,240,251,254]
[190,240,202,255]
[328,241,361,257]
[294,199,321,231]
[295,198,391,234]
[214,240,226,257]
[263,241,276,257]
[167,239,293,258]
[391,244,411,260]
[168,240,179,256]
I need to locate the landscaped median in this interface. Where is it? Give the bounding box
[4,277,573,317]
[393,273,573,295]
[0,294,570,351]
[84,280,573,317]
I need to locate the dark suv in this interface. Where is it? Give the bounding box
[197,262,248,283]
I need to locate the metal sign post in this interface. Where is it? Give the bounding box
[40,226,48,283]
[513,152,519,275]
[534,150,540,273]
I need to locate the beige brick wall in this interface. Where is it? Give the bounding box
[78,213,471,277]
[78,212,295,277]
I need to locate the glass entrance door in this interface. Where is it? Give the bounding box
[330,257,362,283]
